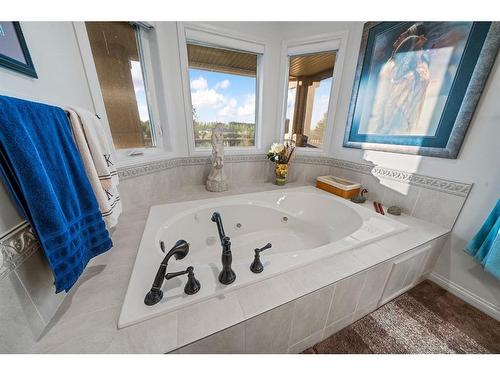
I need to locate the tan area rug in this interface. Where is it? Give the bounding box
[304,281,500,354]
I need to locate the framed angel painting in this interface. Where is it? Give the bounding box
[343,22,499,158]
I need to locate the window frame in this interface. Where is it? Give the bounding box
[177,22,265,156]
[277,31,348,156]
[73,21,170,167]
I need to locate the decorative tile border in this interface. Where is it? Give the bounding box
[369,166,472,197]
[1,154,470,280]
[0,222,40,280]
[118,154,267,180]
[292,156,471,196]
[119,155,472,197]
[118,157,195,180]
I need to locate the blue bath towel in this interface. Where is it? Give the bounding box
[465,198,500,279]
[0,95,112,292]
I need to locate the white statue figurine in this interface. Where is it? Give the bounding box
[206,124,228,192]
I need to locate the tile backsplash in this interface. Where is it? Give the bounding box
[0,154,472,344]
[118,155,472,231]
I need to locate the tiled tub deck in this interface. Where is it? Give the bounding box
[20,183,449,354]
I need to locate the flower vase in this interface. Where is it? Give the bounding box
[274,163,288,186]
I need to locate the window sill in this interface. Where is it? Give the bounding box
[115,151,178,170]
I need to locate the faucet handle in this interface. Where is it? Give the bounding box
[184,266,201,295]
[250,243,272,274]
[165,269,189,280]
[165,266,201,295]
[255,243,272,254]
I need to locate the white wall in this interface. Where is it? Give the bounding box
[0,184,22,235]
[431,58,500,312]
[0,22,95,234]
[278,22,500,313]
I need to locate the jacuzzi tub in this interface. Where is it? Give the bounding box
[119,186,407,328]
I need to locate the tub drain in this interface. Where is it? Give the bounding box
[235,223,242,229]
[282,216,288,223]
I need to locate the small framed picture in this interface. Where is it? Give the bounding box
[0,22,37,78]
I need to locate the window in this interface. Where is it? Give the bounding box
[187,43,258,148]
[284,51,336,148]
[86,22,155,150]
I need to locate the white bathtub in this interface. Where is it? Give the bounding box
[119,186,407,328]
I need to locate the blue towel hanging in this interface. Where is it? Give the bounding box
[464,198,500,279]
[0,95,113,292]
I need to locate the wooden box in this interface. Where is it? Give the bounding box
[316,175,361,199]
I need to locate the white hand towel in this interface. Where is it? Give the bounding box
[66,107,121,230]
